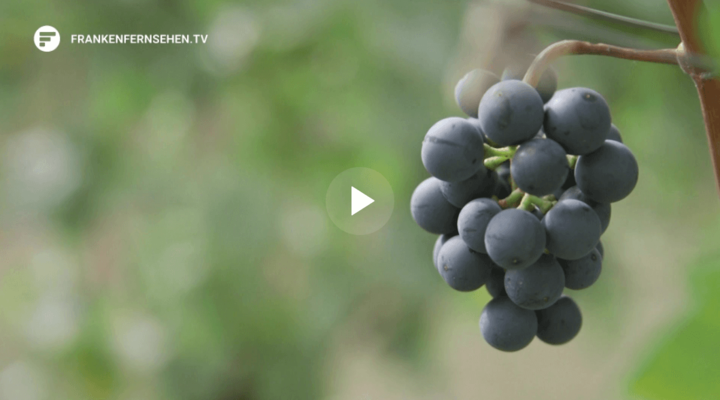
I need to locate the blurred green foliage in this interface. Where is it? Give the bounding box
[631,250,720,400]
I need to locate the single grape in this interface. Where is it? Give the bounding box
[433,234,455,272]
[411,177,460,234]
[559,248,603,290]
[575,140,639,203]
[544,88,611,155]
[486,267,506,298]
[543,199,601,260]
[466,117,485,138]
[593,203,612,233]
[535,296,582,345]
[437,237,493,292]
[485,208,546,270]
[606,124,623,143]
[455,69,501,118]
[536,67,558,103]
[478,80,544,146]
[596,240,604,259]
[421,117,485,182]
[505,254,565,310]
[440,168,496,208]
[458,198,503,253]
[480,296,538,352]
[496,161,511,184]
[559,186,612,233]
[511,138,569,196]
[502,64,557,103]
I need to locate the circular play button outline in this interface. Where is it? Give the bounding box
[326,168,394,235]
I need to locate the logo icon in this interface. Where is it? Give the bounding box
[34,26,60,52]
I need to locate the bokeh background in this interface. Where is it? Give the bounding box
[1,0,719,399]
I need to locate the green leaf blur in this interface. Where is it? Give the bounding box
[631,251,720,400]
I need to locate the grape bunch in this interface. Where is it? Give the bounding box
[411,66,638,352]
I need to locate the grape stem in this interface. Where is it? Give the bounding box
[498,188,524,209]
[666,0,720,196]
[522,40,679,87]
[526,0,679,36]
[518,194,535,211]
[483,144,518,170]
[484,144,517,158]
[567,155,578,169]
[484,156,509,170]
[519,193,556,213]
[499,189,556,213]
[535,196,557,214]
[543,194,557,202]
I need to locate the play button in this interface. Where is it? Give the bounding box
[351,187,374,215]
[326,168,394,235]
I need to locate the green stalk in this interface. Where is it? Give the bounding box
[518,193,535,211]
[567,155,578,169]
[484,156,510,170]
[484,143,518,158]
[498,188,524,209]
[512,192,557,213]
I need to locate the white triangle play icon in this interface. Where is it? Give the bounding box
[351,187,375,215]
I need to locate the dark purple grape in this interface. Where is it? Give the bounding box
[505,254,565,310]
[455,69,500,118]
[486,267,506,298]
[502,64,557,103]
[485,208,546,270]
[480,296,537,352]
[437,237,493,292]
[440,169,495,208]
[466,117,485,138]
[496,161,510,184]
[559,186,612,233]
[421,117,485,182]
[410,177,460,234]
[433,234,455,272]
[536,296,582,345]
[596,240,604,258]
[543,199,601,260]
[606,124,623,143]
[478,80,544,146]
[457,198,502,253]
[575,140,639,203]
[544,88,611,155]
[511,138,569,196]
[559,248,602,290]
